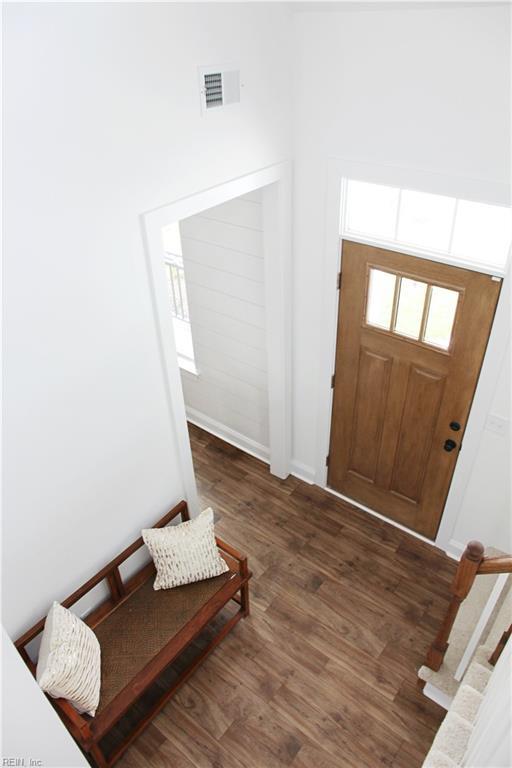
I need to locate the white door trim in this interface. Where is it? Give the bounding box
[141,162,292,514]
[315,156,510,550]
[262,171,293,478]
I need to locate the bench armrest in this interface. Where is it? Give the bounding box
[216,537,249,578]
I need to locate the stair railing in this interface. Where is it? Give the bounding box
[424,541,512,672]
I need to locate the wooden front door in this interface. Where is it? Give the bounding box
[328,241,501,539]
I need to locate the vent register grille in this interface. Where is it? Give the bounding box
[204,72,223,109]
[200,68,240,112]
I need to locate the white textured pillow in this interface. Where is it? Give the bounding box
[142,507,229,590]
[36,602,101,716]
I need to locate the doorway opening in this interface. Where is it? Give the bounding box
[142,163,292,515]
[162,190,270,459]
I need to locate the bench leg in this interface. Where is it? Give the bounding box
[241,582,250,617]
[240,557,250,617]
[240,557,251,619]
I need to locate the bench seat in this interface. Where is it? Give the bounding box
[94,571,235,714]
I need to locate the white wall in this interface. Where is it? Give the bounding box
[180,191,270,453]
[450,323,511,552]
[3,2,292,641]
[291,3,511,548]
[1,628,88,768]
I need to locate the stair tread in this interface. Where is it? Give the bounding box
[428,711,473,764]
[451,684,484,724]
[423,749,458,768]
[463,662,492,694]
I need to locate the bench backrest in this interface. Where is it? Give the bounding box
[14,500,190,666]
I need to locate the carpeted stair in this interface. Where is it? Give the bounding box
[423,647,493,767]
[420,548,511,768]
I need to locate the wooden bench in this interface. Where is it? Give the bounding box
[14,501,251,767]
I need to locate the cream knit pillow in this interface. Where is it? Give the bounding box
[36,602,101,717]
[142,507,229,590]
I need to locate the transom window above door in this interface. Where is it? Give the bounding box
[365,267,460,351]
[340,179,512,276]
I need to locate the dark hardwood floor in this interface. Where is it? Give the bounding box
[118,424,455,768]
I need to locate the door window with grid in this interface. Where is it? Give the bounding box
[365,266,460,351]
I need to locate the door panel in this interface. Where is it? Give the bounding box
[348,349,392,483]
[328,241,501,539]
[389,366,445,503]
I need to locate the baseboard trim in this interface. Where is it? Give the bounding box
[290,460,315,485]
[186,407,270,465]
[422,682,453,711]
[186,408,318,484]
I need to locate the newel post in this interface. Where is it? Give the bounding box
[425,540,485,672]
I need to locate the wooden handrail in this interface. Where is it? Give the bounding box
[424,541,512,672]
[478,556,512,575]
[488,623,512,666]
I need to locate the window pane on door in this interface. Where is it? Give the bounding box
[394,277,427,339]
[366,268,396,330]
[423,286,459,350]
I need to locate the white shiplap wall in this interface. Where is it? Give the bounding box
[179,191,269,454]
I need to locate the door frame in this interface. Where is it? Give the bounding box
[315,157,510,554]
[141,162,292,515]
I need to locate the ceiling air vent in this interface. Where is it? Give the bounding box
[199,67,241,114]
[204,72,223,109]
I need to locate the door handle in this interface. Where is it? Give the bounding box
[444,439,457,452]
